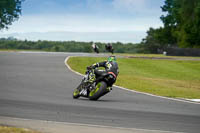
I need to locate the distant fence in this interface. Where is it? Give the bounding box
[166,47,200,57]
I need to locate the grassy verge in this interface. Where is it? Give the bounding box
[116,53,200,59]
[67,56,200,99]
[0,126,40,133]
[0,49,45,52]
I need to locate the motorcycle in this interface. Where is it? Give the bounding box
[73,69,117,100]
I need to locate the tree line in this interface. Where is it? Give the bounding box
[0,38,144,53]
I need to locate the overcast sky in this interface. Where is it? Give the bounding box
[0,0,165,43]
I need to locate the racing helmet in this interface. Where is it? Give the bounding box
[107,56,116,62]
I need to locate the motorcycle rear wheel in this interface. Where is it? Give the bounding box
[89,81,107,101]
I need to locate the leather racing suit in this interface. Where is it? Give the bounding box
[90,60,119,83]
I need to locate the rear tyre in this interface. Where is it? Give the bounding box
[89,81,107,101]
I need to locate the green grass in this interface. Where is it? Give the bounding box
[116,53,200,59]
[67,56,200,99]
[0,49,44,52]
[0,126,40,133]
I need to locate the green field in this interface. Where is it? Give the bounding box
[67,56,200,99]
[116,53,200,59]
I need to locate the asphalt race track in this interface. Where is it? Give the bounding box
[0,52,200,133]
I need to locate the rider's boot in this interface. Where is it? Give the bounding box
[107,87,112,91]
[87,71,96,93]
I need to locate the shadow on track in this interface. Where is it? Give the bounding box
[75,97,118,103]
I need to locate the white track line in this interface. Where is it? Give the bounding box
[64,56,200,105]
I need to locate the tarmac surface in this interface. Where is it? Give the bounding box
[0,52,200,133]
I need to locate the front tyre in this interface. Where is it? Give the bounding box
[89,81,107,101]
[72,83,82,99]
[73,88,80,99]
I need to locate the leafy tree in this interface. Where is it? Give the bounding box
[0,0,24,30]
[160,0,200,48]
[160,0,181,27]
[142,27,177,53]
[178,0,200,48]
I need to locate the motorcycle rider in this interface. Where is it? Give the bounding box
[105,43,114,54]
[92,42,99,53]
[87,56,119,88]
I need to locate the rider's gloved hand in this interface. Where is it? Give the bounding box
[87,66,92,70]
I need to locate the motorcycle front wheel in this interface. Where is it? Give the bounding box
[72,83,82,99]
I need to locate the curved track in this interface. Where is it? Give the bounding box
[0,52,200,133]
